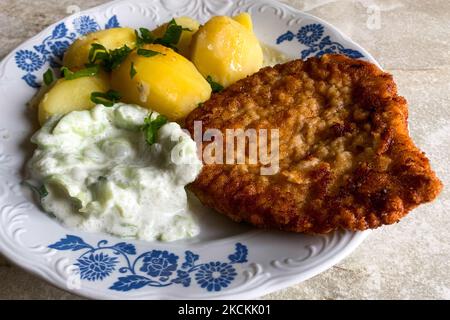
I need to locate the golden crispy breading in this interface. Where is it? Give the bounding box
[185,54,443,233]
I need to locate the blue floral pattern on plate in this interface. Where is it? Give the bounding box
[140,250,179,279]
[15,15,120,88]
[277,23,364,59]
[195,262,238,292]
[49,235,248,292]
[73,16,100,35]
[75,253,118,281]
[15,50,44,73]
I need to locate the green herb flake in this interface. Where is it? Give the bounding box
[23,181,49,199]
[91,90,122,107]
[61,65,99,80]
[154,19,183,49]
[87,44,132,72]
[135,28,155,48]
[165,19,183,44]
[137,48,163,58]
[135,30,144,48]
[142,113,168,146]
[88,43,109,64]
[206,76,224,93]
[43,69,54,86]
[130,62,137,79]
[134,19,188,51]
[38,185,49,198]
[109,45,132,70]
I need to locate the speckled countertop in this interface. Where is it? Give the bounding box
[0,0,449,300]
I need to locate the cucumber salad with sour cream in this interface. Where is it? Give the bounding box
[27,103,203,242]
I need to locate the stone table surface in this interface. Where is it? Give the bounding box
[0,0,449,300]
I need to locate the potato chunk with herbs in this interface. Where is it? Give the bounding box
[190,15,263,88]
[111,44,211,121]
[63,28,136,70]
[38,72,110,125]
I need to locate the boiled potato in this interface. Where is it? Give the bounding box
[63,28,136,70]
[152,17,200,58]
[190,15,263,88]
[38,72,110,125]
[111,44,211,120]
[233,12,253,32]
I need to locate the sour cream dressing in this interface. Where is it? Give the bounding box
[28,103,203,242]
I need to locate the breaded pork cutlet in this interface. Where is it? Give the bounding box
[185,54,443,234]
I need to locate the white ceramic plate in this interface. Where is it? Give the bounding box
[0,0,374,300]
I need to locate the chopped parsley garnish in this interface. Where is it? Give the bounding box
[88,43,109,64]
[158,19,183,45]
[142,113,168,146]
[43,69,54,86]
[137,48,163,58]
[154,19,184,50]
[36,185,49,198]
[90,90,122,107]
[88,44,132,71]
[23,181,49,199]
[109,45,133,70]
[135,19,190,52]
[206,76,224,93]
[130,62,137,79]
[135,28,155,48]
[61,65,99,80]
